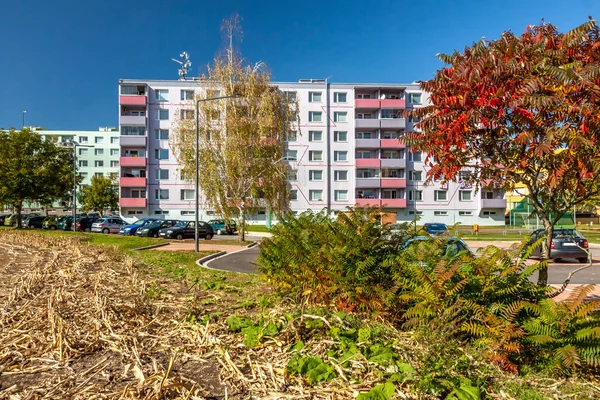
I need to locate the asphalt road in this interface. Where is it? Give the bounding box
[206,245,260,274]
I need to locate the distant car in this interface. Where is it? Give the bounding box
[87,212,100,219]
[119,218,159,236]
[136,219,179,238]
[43,216,59,230]
[0,214,11,225]
[58,216,74,231]
[158,221,213,240]
[23,215,46,229]
[91,217,126,234]
[4,214,17,226]
[528,228,589,263]
[401,236,474,259]
[423,223,449,235]
[208,219,237,235]
[74,217,99,232]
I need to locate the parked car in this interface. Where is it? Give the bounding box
[423,223,449,235]
[208,219,237,235]
[158,221,213,240]
[136,219,179,238]
[43,216,59,230]
[4,214,17,226]
[87,212,100,219]
[23,215,46,229]
[528,228,589,263]
[74,217,99,232]
[20,213,40,225]
[58,216,74,231]
[401,236,474,259]
[0,214,11,225]
[119,218,159,236]
[91,217,126,234]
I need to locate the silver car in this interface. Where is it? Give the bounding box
[91,217,126,234]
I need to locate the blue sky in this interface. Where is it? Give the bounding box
[1,0,598,130]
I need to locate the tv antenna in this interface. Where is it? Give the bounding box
[172,51,192,80]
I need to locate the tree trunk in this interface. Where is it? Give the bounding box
[538,218,554,285]
[15,202,22,229]
[239,205,246,242]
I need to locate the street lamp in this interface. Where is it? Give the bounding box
[195,94,241,252]
[62,139,94,224]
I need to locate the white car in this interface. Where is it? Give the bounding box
[91,217,126,234]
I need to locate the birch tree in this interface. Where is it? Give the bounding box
[171,16,299,240]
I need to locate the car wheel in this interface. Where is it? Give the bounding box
[578,257,588,264]
[553,258,562,263]
[49,226,56,230]
[205,233,213,241]
[103,228,110,234]
[153,233,158,238]
[176,233,184,240]
[85,228,91,232]
[216,229,223,235]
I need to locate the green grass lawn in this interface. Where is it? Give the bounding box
[245,224,271,232]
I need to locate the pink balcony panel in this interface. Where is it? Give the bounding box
[356,198,382,207]
[120,156,147,167]
[380,99,406,108]
[381,178,407,188]
[355,158,381,167]
[380,138,406,148]
[120,177,147,187]
[381,199,407,208]
[120,198,147,207]
[120,95,147,106]
[355,99,381,108]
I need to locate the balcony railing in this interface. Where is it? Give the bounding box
[120,177,147,187]
[380,158,406,168]
[380,118,406,129]
[380,99,406,108]
[381,198,407,208]
[120,136,147,147]
[120,115,146,125]
[120,198,147,207]
[356,198,382,207]
[119,95,147,106]
[355,119,381,129]
[120,156,147,167]
[481,198,507,209]
[380,138,405,148]
[356,178,381,188]
[355,139,380,148]
[381,178,407,188]
[355,158,381,167]
[355,99,381,108]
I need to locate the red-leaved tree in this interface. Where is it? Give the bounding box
[405,19,600,284]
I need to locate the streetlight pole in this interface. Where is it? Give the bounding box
[195,94,240,252]
[62,140,93,225]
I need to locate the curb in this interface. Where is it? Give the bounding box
[132,242,171,251]
[247,241,259,248]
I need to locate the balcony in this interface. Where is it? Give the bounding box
[120,115,146,125]
[120,198,147,207]
[355,158,381,167]
[381,178,406,188]
[355,139,380,148]
[380,118,406,129]
[356,198,382,207]
[120,156,147,167]
[356,178,381,188]
[120,96,147,106]
[381,199,407,208]
[120,177,147,187]
[355,99,381,108]
[380,138,405,148]
[355,119,381,129]
[380,99,406,108]
[380,158,406,168]
[120,136,147,147]
[481,198,507,209]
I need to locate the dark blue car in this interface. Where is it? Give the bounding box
[119,218,158,235]
[423,223,448,235]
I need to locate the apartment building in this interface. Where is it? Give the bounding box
[117,79,506,225]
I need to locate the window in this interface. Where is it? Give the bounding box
[335,190,348,201]
[180,109,194,120]
[380,109,399,119]
[459,190,472,201]
[181,210,196,215]
[95,149,104,156]
[180,189,195,200]
[309,190,323,201]
[79,136,88,143]
[209,110,221,121]
[459,211,473,216]
[95,161,104,167]
[357,113,373,119]
[110,137,119,144]
[309,131,322,142]
[409,190,423,201]
[110,160,119,167]
[155,129,169,140]
[333,92,347,103]
[382,189,400,199]
[181,90,194,100]
[382,131,401,139]
[434,190,447,201]
[382,150,403,159]
[408,210,423,216]
[109,172,117,179]
[121,126,145,136]
[357,190,376,199]
[334,131,347,142]
[309,170,323,181]
[356,132,374,139]
[127,210,144,215]
[79,172,88,179]
[156,169,169,180]
[357,169,378,178]
[154,149,169,160]
[155,109,169,120]
[284,150,297,161]
[409,171,422,181]
[309,151,323,162]
[206,90,221,98]
[356,151,375,159]
[334,112,347,122]
[110,149,119,156]
[95,172,103,177]
[287,131,297,142]
[334,170,348,181]
[79,148,88,156]
[408,115,421,123]
[483,211,497,216]
[382,169,404,178]
[288,170,298,181]
[309,92,322,102]
[309,111,323,122]
[79,160,88,167]
[154,210,170,215]
[155,89,169,102]
[131,189,146,198]
[409,151,422,162]
[284,91,297,101]
[408,93,422,104]
[434,211,448,216]
[155,189,169,200]
[334,151,348,162]
[290,190,298,201]
[356,94,372,99]
[95,136,104,144]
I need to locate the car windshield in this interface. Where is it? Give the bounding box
[553,229,581,239]
[427,224,447,230]
[131,220,147,226]
[174,221,187,227]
